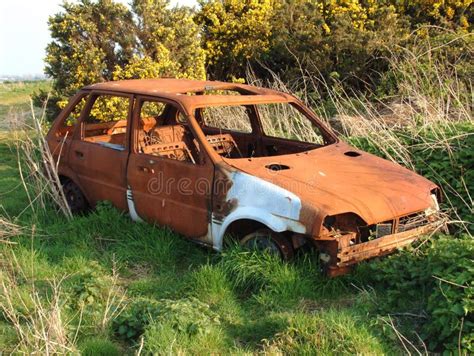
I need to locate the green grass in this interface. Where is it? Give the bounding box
[0,81,472,354]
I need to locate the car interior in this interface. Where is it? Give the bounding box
[135,102,329,164]
[77,96,331,164]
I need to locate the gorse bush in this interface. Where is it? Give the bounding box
[36,0,472,118]
[36,0,205,119]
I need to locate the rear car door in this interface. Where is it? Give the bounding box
[69,91,133,210]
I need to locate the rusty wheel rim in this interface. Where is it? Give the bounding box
[241,231,282,257]
[63,182,87,213]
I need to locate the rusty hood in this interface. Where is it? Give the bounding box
[224,142,438,225]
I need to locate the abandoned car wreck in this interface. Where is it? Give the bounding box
[46,78,444,276]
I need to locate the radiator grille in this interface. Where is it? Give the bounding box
[397,211,430,232]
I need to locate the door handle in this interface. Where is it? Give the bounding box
[75,150,84,158]
[138,166,154,174]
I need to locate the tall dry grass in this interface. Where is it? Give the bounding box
[0,239,79,354]
[0,217,22,244]
[0,239,127,354]
[10,99,72,219]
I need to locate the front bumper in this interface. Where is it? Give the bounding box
[325,217,446,277]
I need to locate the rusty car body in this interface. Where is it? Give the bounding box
[46,79,444,276]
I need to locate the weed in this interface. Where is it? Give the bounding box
[112,297,219,343]
[356,234,474,352]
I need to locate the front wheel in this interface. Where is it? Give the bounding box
[240,229,294,260]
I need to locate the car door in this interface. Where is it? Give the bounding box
[68,91,133,210]
[126,96,214,241]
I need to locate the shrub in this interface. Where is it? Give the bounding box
[112,298,161,341]
[196,0,275,80]
[38,0,205,121]
[266,0,407,91]
[410,122,474,231]
[359,234,473,352]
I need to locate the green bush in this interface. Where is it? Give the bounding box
[112,298,162,341]
[66,260,109,307]
[410,122,474,231]
[359,234,473,352]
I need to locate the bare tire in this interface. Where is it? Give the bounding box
[240,229,294,260]
[62,180,89,214]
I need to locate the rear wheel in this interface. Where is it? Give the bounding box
[62,180,89,214]
[240,229,294,260]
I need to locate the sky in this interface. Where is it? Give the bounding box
[0,0,197,77]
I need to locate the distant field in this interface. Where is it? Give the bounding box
[0,80,51,121]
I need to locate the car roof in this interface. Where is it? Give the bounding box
[83,78,294,110]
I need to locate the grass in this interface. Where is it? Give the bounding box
[0,62,472,355]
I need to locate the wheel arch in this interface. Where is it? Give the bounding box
[212,207,306,250]
[57,169,91,206]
